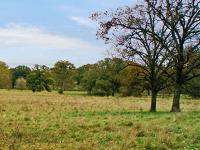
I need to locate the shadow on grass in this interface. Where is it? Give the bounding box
[67,110,174,117]
[64,91,87,96]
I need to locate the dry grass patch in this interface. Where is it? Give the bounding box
[0,90,200,149]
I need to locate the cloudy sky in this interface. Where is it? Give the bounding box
[0,0,136,67]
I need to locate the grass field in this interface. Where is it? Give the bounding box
[0,90,200,150]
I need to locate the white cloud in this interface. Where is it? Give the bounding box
[0,23,100,51]
[69,16,95,28]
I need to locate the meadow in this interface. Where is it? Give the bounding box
[0,90,200,150]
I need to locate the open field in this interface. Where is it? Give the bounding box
[0,90,200,149]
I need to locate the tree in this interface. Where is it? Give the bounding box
[80,64,98,95]
[80,58,125,96]
[15,78,27,90]
[0,61,12,89]
[96,58,125,96]
[27,65,54,92]
[74,64,93,86]
[52,61,75,93]
[11,66,31,88]
[91,3,172,111]
[184,76,200,98]
[120,65,147,97]
[145,0,200,112]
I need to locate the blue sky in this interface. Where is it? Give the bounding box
[0,0,136,67]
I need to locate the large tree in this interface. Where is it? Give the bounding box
[11,65,31,88]
[80,64,98,95]
[145,0,200,112]
[27,65,54,92]
[120,65,148,97]
[74,64,92,86]
[96,58,125,96]
[52,60,75,93]
[0,61,12,89]
[91,3,172,111]
[80,58,125,96]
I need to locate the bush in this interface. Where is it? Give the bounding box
[15,78,27,90]
[92,79,112,96]
[186,84,200,98]
[121,79,144,97]
[185,78,200,98]
[58,88,64,94]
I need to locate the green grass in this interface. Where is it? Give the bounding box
[0,90,200,149]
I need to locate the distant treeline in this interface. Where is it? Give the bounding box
[0,58,199,98]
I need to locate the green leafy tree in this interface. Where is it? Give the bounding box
[27,65,54,92]
[120,65,147,97]
[52,61,75,93]
[93,79,112,96]
[0,61,12,89]
[11,66,31,88]
[96,58,125,96]
[74,64,92,86]
[81,58,125,96]
[81,64,98,95]
[184,77,200,98]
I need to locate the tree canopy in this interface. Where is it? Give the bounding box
[27,65,54,92]
[52,60,75,93]
[91,0,200,112]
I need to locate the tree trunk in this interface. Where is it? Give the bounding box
[150,90,157,112]
[61,81,65,92]
[171,84,181,112]
[147,89,150,96]
[112,92,115,96]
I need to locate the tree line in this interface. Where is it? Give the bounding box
[0,58,200,97]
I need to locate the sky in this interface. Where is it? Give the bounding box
[0,0,136,67]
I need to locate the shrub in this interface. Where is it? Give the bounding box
[15,78,27,90]
[58,88,64,94]
[185,78,200,98]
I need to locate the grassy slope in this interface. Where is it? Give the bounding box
[0,90,200,150]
